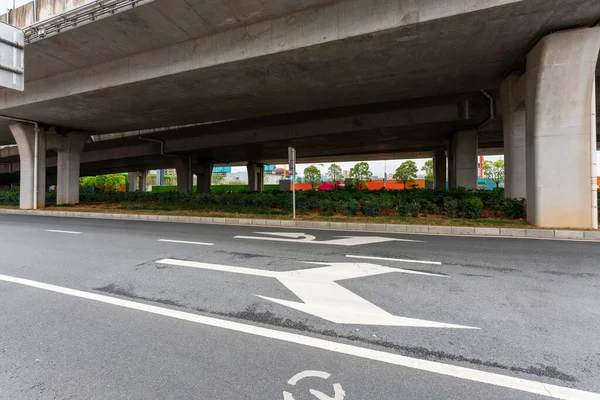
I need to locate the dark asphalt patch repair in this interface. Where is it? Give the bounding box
[217,305,577,383]
[93,285,577,384]
[94,284,185,308]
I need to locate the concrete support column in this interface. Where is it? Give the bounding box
[128,172,140,191]
[139,171,148,192]
[525,27,600,229]
[451,131,478,189]
[500,74,527,199]
[47,132,88,205]
[193,160,213,193]
[9,123,46,209]
[247,163,264,192]
[174,158,192,193]
[156,170,165,186]
[433,152,446,189]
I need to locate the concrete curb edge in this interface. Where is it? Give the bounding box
[1,208,599,241]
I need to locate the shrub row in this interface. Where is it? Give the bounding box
[0,187,533,219]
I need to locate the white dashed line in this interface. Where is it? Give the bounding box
[158,239,213,246]
[346,254,442,265]
[0,273,597,400]
[47,230,82,235]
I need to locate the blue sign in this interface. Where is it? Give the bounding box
[213,166,232,173]
[264,165,275,171]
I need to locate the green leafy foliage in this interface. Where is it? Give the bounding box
[327,164,343,183]
[303,165,323,190]
[80,174,127,191]
[482,160,505,188]
[0,186,527,220]
[422,159,434,183]
[349,162,372,188]
[393,161,418,187]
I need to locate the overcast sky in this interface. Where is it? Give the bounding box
[0,0,29,12]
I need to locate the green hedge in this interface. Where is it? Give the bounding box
[71,187,528,219]
[151,184,280,193]
[12,186,600,221]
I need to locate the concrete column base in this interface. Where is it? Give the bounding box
[128,172,147,192]
[9,123,46,209]
[500,74,527,199]
[525,27,600,229]
[247,163,264,192]
[434,152,446,189]
[193,160,213,193]
[47,132,88,205]
[174,158,192,193]
[451,131,478,189]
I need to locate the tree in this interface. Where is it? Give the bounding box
[211,173,225,185]
[303,165,322,190]
[422,159,434,183]
[483,159,505,188]
[326,164,343,183]
[349,162,372,188]
[393,160,418,188]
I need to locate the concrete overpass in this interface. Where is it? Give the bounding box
[0,0,598,229]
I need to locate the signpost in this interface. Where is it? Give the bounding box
[0,22,24,91]
[288,147,296,219]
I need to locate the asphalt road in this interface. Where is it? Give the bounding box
[0,214,599,399]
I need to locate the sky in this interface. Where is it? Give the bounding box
[231,152,600,178]
[1,0,29,12]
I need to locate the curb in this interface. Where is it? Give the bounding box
[1,208,599,241]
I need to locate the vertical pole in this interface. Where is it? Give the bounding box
[384,160,387,189]
[292,149,296,219]
[33,125,39,210]
[592,78,598,229]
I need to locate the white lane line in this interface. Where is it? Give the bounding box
[346,254,442,266]
[47,230,82,235]
[158,239,214,246]
[0,273,596,400]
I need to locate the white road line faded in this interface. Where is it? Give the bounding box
[46,230,82,235]
[346,254,442,265]
[0,273,596,400]
[158,239,214,246]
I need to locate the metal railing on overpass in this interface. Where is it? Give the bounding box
[23,0,154,43]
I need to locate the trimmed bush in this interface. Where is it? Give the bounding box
[364,201,380,217]
[407,201,421,218]
[461,197,484,219]
[444,198,459,218]
[0,187,527,220]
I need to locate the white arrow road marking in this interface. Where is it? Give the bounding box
[234,232,422,246]
[47,230,82,234]
[157,259,476,329]
[0,274,597,399]
[158,239,214,246]
[346,254,442,266]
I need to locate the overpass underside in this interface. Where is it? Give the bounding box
[0,0,598,229]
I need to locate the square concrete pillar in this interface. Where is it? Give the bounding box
[47,132,88,205]
[174,158,192,193]
[9,123,46,209]
[247,163,264,192]
[433,152,446,189]
[451,131,478,189]
[128,172,140,191]
[525,27,600,229]
[193,160,213,193]
[500,74,527,199]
